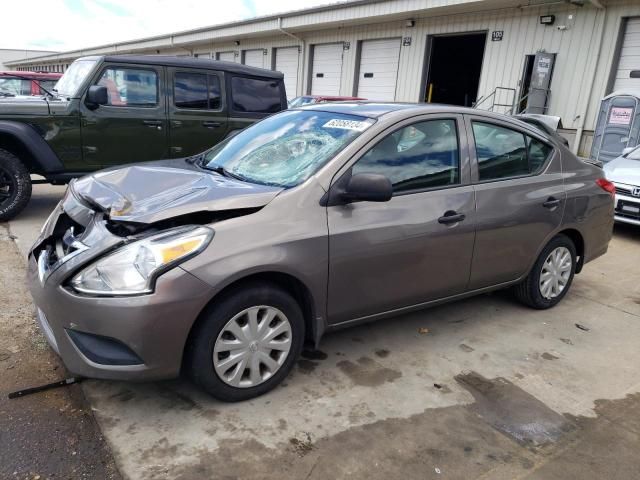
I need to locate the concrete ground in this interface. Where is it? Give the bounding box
[5,184,640,480]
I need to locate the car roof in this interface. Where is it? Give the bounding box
[87,55,283,79]
[296,102,511,120]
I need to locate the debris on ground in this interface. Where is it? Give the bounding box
[575,323,590,332]
[418,327,430,334]
[289,432,314,457]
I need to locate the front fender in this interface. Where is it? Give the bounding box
[0,120,64,173]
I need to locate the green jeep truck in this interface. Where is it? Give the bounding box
[0,55,287,220]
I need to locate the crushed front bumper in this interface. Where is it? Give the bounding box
[27,193,214,381]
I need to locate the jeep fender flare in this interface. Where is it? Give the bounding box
[0,121,64,174]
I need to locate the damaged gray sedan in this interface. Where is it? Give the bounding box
[28,103,614,401]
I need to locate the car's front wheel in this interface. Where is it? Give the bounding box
[514,234,577,309]
[0,148,32,221]
[187,283,305,402]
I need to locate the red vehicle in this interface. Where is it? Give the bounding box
[0,71,61,97]
[288,95,366,108]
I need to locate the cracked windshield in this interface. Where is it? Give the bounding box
[204,110,374,187]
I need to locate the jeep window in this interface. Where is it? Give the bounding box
[174,72,221,110]
[204,110,374,187]
[54,59,97,97]
[97,67,158,107]
[231,76,281,113]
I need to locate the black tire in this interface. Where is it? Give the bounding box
[0,148,32,221]
[187,283,305,402]
[514,234,577,309]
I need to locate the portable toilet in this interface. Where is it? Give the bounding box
[590,89,640,163]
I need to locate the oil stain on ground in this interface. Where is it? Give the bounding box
[336,356,401,387]
[455,371,574,447]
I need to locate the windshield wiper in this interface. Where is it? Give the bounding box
[207,164,252,183]
[8,74,57,98]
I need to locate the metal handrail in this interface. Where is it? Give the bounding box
[473,87,516,112]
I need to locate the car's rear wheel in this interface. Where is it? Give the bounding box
[514,234,576,309]
[187,283,305,402]
[0,148,32,221]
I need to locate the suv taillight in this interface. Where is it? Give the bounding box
[596,178,615,198]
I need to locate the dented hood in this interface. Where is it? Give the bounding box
[71,163,283,224]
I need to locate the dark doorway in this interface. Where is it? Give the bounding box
[517,55,536,113]
[425,33,486,106]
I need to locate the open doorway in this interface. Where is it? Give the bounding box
[517,55,535,113]
[424,33,486,106]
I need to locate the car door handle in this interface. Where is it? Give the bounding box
[202,121,221,129]
[438,211,466,225]
[543,197,561,209]
[143,120,163,127]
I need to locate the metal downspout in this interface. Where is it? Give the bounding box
[278,17,305,97]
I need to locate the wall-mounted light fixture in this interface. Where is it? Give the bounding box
[540,15,555,25]
[405,19,415,28]
[234,40,240,46]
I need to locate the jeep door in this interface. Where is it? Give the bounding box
[80,63,168,166]
[464,115,565,289]
[327,115,476,324]
[168,67,228,157]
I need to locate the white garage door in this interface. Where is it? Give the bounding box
[243,49,265,69]
[217,51,236,63]
[357,38,401,101]
[275,47,299,99]
[311,43,344,96]
[613,17,640,91]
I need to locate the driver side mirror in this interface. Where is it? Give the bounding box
[342,173,393,203]
[86,85,108,109]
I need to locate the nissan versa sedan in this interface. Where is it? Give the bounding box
[28,103,614,401]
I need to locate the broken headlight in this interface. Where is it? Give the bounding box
[71,226,212,296]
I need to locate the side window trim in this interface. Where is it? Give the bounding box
[464,115,556,184]
[173,70,223,112]
[328,113,471,197]
[92,65,160,109]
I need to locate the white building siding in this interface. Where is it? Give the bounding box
[9,0,640,154]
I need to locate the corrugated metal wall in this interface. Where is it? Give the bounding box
[11,0,640,147]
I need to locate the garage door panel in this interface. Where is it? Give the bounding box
[275,47,300,99]
[217,52,236,63]
[613,18,640,91]
[357,38,401,101]
[311,44,344,96]
[244,50,265,69]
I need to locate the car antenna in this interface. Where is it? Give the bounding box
[7,376,85,399]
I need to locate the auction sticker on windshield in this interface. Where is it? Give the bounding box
[323,119,370,131]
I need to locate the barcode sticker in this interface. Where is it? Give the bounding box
[323,119,369,131]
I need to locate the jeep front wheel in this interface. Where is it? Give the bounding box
[0,148,32,221]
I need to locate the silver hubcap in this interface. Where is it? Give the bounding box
[539,246,572,299]
[213,306,292,388]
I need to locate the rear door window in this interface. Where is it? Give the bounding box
[231,77,281,113]
[472,122,552,181]
[174,72,222,110]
